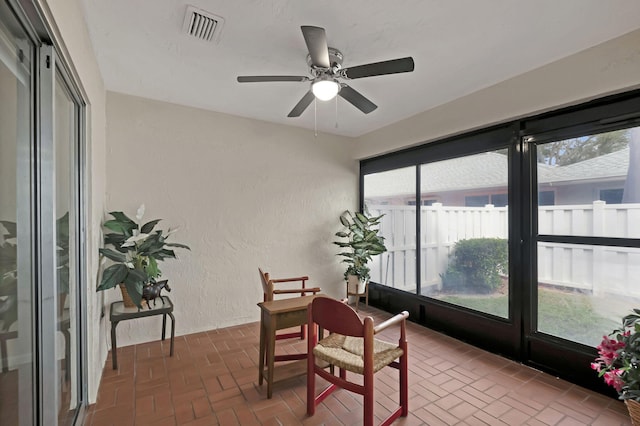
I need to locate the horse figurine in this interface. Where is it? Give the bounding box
[142,280,171,309]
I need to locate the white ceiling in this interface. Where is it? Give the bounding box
[79,0,640,137]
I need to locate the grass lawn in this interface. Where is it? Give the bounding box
[439,288,620,347]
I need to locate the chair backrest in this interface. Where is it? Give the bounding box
[310,296,366,338]
[258,267,274,302]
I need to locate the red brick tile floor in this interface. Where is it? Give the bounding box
[83,305,632,425]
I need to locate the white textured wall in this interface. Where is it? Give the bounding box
[42,0,107,404]
[354,28,640,159]
[105,92,356,346]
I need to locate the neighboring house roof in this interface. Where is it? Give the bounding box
[541,147,629,184]
[365,148,629,198]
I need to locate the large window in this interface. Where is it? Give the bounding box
[360,91,640,395]
[535,127,640,346]
[364,167,417,293]
[420,151,509,318]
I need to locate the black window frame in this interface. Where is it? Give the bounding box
[360,88,640,397]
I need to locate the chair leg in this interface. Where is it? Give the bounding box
[307,327,316,415]
[300,324,306,340]
[400,352,408,416]
[364,370,374,426]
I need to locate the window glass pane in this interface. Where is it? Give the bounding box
[491,193,508,207]
[421,151,509,318]
[537,127,640,237]
[54,71,79,425]
[0,10,34,424]
[465,195,489,207]
[537,243,639,346]
[363,167,417,293]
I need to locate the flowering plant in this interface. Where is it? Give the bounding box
[592,309,640,401]
[97,205,190,307]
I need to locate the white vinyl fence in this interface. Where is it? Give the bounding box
[367,201,640,298]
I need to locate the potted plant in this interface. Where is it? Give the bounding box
[592,308,640,424]
[0,221,17,330]
[333,209,387,294]
[97,205,190,308]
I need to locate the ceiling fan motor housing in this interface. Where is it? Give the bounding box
[307,47,343,75]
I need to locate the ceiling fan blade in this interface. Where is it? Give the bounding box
[237,75,309,83]
[339,85,377,114]
[342,57,414,80]
[301,26,330,68]
[288,91,315,117]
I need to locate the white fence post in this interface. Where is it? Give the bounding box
[434,203,447,290]
[592,201,606,296]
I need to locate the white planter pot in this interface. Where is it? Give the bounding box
[347,274,368,295]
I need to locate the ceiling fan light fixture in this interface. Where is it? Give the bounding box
[312,78,340,101]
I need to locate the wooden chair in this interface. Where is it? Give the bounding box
[258,267,320,340]
[306,296,409,426]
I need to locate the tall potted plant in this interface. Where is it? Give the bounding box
[333,209,387,294]
[97,205,190,308]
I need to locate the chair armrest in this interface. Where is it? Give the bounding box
[273,287,321,295]
[271,276,309,283]
[373,311,409,334]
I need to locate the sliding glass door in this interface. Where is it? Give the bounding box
[525,118,640,390]
[0,1,87,424]
[0,5,35,424]
[54,66,82,426]
[534,128,639,347]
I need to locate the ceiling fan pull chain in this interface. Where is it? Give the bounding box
[314,97,318,137]
[335,95,339,129]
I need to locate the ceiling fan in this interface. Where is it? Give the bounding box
[236,25,415,118]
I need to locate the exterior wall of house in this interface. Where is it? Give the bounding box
[43,0,108,404]
[354,28,640,159]
[105,92,356,347]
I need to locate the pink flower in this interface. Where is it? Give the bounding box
[591,362,602,372]
[603,369,624,392]
[595,335,625,366]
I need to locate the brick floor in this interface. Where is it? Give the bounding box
[84,305,632,425]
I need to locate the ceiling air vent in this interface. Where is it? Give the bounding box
[182,5,224,43]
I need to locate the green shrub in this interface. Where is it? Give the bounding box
[440,238,508,293]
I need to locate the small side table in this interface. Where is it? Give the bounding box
[109,296,175,369]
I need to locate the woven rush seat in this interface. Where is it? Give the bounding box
[313,333,404,374]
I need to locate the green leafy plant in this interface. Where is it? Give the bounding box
[333,209,387,282]
[97,205,190,307]
[440,238,507,293]
[0,215,69,330]
[0,221,17,331]
[592,309,640,401]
